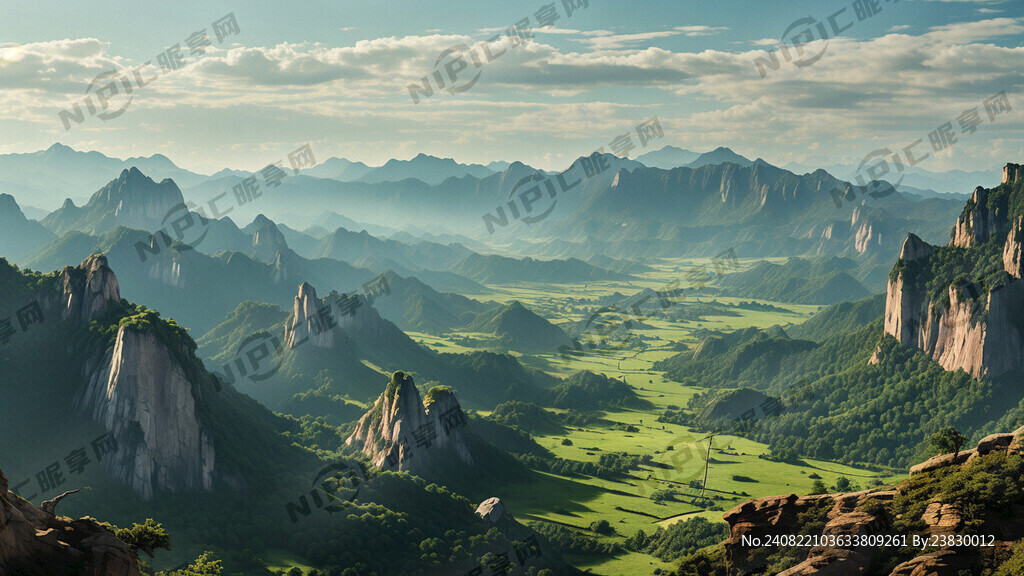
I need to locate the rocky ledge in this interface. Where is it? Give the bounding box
[0,467,141,575]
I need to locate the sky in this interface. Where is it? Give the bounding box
[1,0,1022,174]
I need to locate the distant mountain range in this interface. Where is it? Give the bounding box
[0,143,208,209]
[0,193,55,261]
[0,144,984,276]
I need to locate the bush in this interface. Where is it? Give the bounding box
[810,479,827,494]
[625,517,728,562]
[834,476,853,492]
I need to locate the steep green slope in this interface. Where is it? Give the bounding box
[787,293,886,341]
[464,300,571,353]
[717,257,873,304]
[0,257,579,575]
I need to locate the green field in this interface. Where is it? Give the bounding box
[413,257,903,575]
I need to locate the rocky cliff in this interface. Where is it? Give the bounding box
[35,255,217,501]
[43,253,123,322]
[0,467,142,575]
[285,282,336,349]
[346,372,473,473]
[75,326,216,501]
[879,164,1024,380]
[713,427,1024,576]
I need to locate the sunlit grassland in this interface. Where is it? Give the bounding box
[401,259,902,575]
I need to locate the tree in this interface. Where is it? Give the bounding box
[810,479,827,494]
[834,476,852,492]
[590,519,614,535]
[930,427,969,458]
[171,552,222,576]
[115,518,170,558]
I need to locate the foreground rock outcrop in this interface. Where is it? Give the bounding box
[880,164,1024,379]
[0,467,142,575]
[718,426,1024,576]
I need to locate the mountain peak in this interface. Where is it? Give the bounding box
[45,142,74,154]
[347,372,474,472]
[385,370,417,402]
[0,193,21,215]
[120,166,147,180]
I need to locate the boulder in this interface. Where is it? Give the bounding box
[922,503,961,536]
[887,549,975,576]
[475,497,505,522]
[976,433,1014,455]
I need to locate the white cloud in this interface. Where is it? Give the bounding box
[675,25,729,37]
[2,17,1022,173]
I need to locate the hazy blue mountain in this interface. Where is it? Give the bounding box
[0,143,208,209]
[41,167,189,236]
[686,146,754,168]
[242,214,291,263]
[450,253,630,283]
[539,161,964,263]
[635,145,701,169]
[23,226,374,334]
[356,153,496,185]
[0,194,56,262]
[316,226,472,272]
[586,254,656,275]
[369,270,496,333]
[302,156,376,181]
[784,160,1000,195]
[487,160,513,171]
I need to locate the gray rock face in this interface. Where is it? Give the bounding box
[76,327,215,501]
[898,233,934,262]
[39,254,121,322]
[285,282,335,349]
[345,373,473,473]
[886,259,1024,379]
[1004,163,1023,185]
[882,168,1024,380]
[952,187,1000,247]
[1004,217,1023,278]
[850,204,900,255]
[45,256,216,501]
[475,497,505,522]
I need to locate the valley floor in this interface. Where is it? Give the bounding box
[407,257,904,575]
